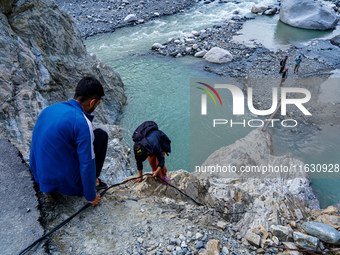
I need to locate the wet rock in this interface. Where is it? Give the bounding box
[264,7,277,15]
[124,14,138,22]
[293,231,319,250]
[203,47,233,64]
[280,0,338,30]
[152,43,164,50]
[302,222,340,244]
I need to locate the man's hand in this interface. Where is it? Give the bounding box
[132,170,143,183]
[88,194,101,207]
[152,167,162,178]
[132,175,143,183]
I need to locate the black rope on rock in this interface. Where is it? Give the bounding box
[18,173,153,255]
[156,176,255,216]
[19,173,253,254]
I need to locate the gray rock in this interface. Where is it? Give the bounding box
[222,246,229,254]
[185,38,196,44]
[264,7,277,15]
[203,47,233,64]
[196,241,205,249]
[0,0,129,185]
[232,15,242,20]
[302,222,340,244]
[251,5,268,14]
[194,50,207,58]
[270,225,293,241]
[0,139,47,254]
[280,0,337,30]
[191,30,200,36]
[330,35,340,47]
[293,231,319,250]
[124,14,137,22]
[244,229,261,247]
[196,233,204,240]
[282,242,300,255]
[151,43,164,50]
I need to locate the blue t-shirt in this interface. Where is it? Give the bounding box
[295,56,302,65]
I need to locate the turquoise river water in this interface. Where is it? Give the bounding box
[85,0,340,208]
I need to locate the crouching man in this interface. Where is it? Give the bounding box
[30,77,108,206]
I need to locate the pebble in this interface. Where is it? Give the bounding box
[195,232,203,240]
[196,240,205,249]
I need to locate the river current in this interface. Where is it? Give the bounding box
[85,0,340,208]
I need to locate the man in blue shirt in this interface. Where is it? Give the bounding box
[294,54,303,73]
[30,77,108,206]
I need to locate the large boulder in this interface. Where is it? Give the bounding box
[0,0,131,183]
[280,0,338,31]
[302,222,340,244]
[203,47,233,64]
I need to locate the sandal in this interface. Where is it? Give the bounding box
[96,178,108,190]
[162,177,170,185]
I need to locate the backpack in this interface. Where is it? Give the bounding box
[280,60,283,66]
[132,121,171,154]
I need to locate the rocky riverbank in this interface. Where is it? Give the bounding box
[149,7,340,128]
[55,0,196,38]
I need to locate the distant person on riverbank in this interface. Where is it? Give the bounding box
[294,54,303,73]
[30,77,108,207]
[132,121,171,184]
[279,56,288,74]
[280,67,288,87]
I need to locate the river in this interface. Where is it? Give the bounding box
[85,0,340,208]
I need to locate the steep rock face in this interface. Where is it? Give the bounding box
[0,0,131,182]
[279,0,338,31]
[194,129,319,234]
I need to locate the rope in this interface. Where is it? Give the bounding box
[18,173,152,255]
[19,173,252,254]
[156,176,255,216]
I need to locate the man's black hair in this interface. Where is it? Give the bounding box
[134,143,148,162]
[74,77,105,102]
